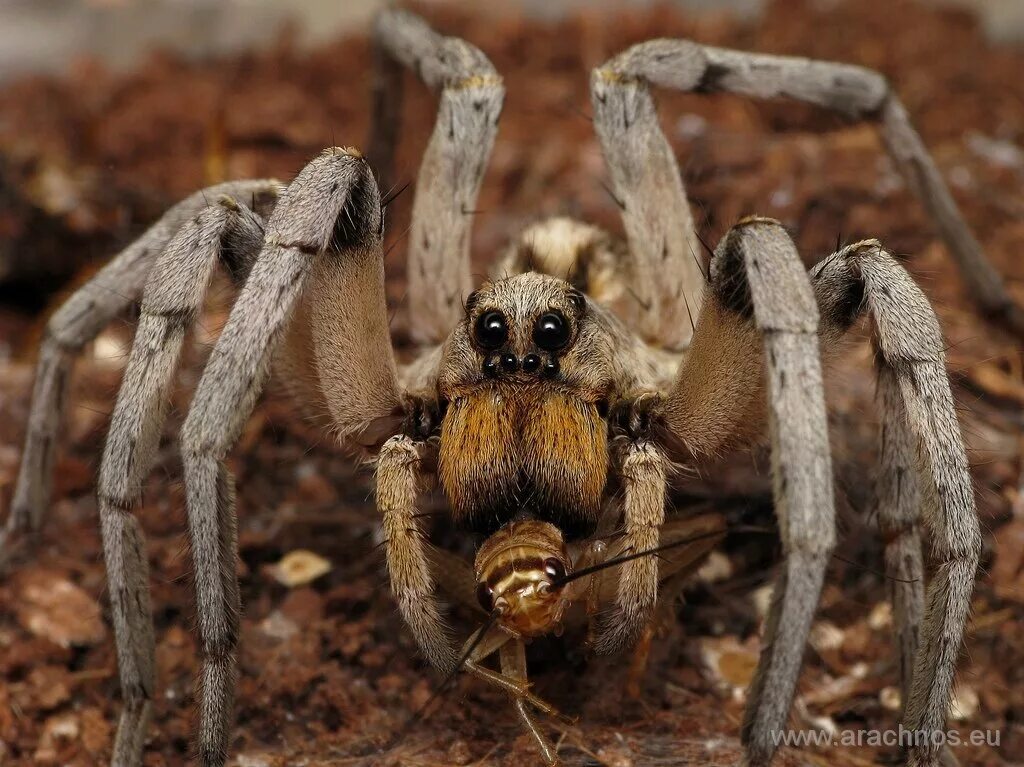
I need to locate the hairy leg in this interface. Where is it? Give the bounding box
[370,8,505,343]
[658,219,836,766]
[590,439,667,655]
[1,180,278,562]
[98,195,267,766]
[178,149,399,765]
[377,435,458,673]
[591,38,1024,336]
[590,60,704,351]
[811,242,981,767]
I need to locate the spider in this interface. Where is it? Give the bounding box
[1,8,989,767]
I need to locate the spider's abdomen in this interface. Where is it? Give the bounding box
[438,389,607,539]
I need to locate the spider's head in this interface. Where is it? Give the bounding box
[473,519,570,637]
[439,272,616,395]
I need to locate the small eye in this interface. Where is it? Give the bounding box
[476,582,494,612]
[568,289,586,313]
[474,310,508,350]
[543,557,566,582]
[533,311,570,351]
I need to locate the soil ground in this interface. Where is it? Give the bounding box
[0,1,1023,765]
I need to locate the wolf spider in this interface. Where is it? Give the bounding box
[2,8,990,767]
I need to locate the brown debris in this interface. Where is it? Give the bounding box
[11,569,106,649]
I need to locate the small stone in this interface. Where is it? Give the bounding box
[270,550,332,587]
[880,685,902,712]
[809,620,844,652]
[595,747,633,767]
[34,713,80,763]
[750,583,774,620]
[868,601,893,630]
[259,610,299,641]
[447,739,473,765]
[696,551,732,583]
[948,684,979,721]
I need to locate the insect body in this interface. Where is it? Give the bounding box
[426,512,727,765]
[473,519,571,637]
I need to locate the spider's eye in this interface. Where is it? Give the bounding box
[476,582,494,612]
[543,557,566,583]
[474,310,508,350]
[533,311,570,351]
[567,289,586,313]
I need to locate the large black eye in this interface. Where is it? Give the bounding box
[474,310,508,350]
[476,582,494,612]
[543,557,566,583]
[533,311,570,351]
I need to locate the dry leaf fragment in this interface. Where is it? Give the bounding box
[965,362,1024,405]
[14,569,106,648]
[33,713,79,764]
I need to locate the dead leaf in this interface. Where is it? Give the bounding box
[964,362,1024,405]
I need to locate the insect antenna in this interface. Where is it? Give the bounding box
[552,523,920,590]
[551,527,732,588]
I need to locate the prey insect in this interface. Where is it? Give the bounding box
[2,7,993,767]
[418,508,727,765]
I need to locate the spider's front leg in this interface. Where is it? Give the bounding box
[177,149,420,765]
[627,218,838,766]
[590,217,833,665]
[370,8,504,344]
[589,438,668,655]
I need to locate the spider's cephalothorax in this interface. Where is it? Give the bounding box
[436,273,642,538]
[2,9,995,767]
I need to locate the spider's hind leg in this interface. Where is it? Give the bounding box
[812,242,981,767]
[98,194,270,766]
[1,180,278,565]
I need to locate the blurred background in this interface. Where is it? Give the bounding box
[1,0,1023,82]
[0,1,1022,766]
